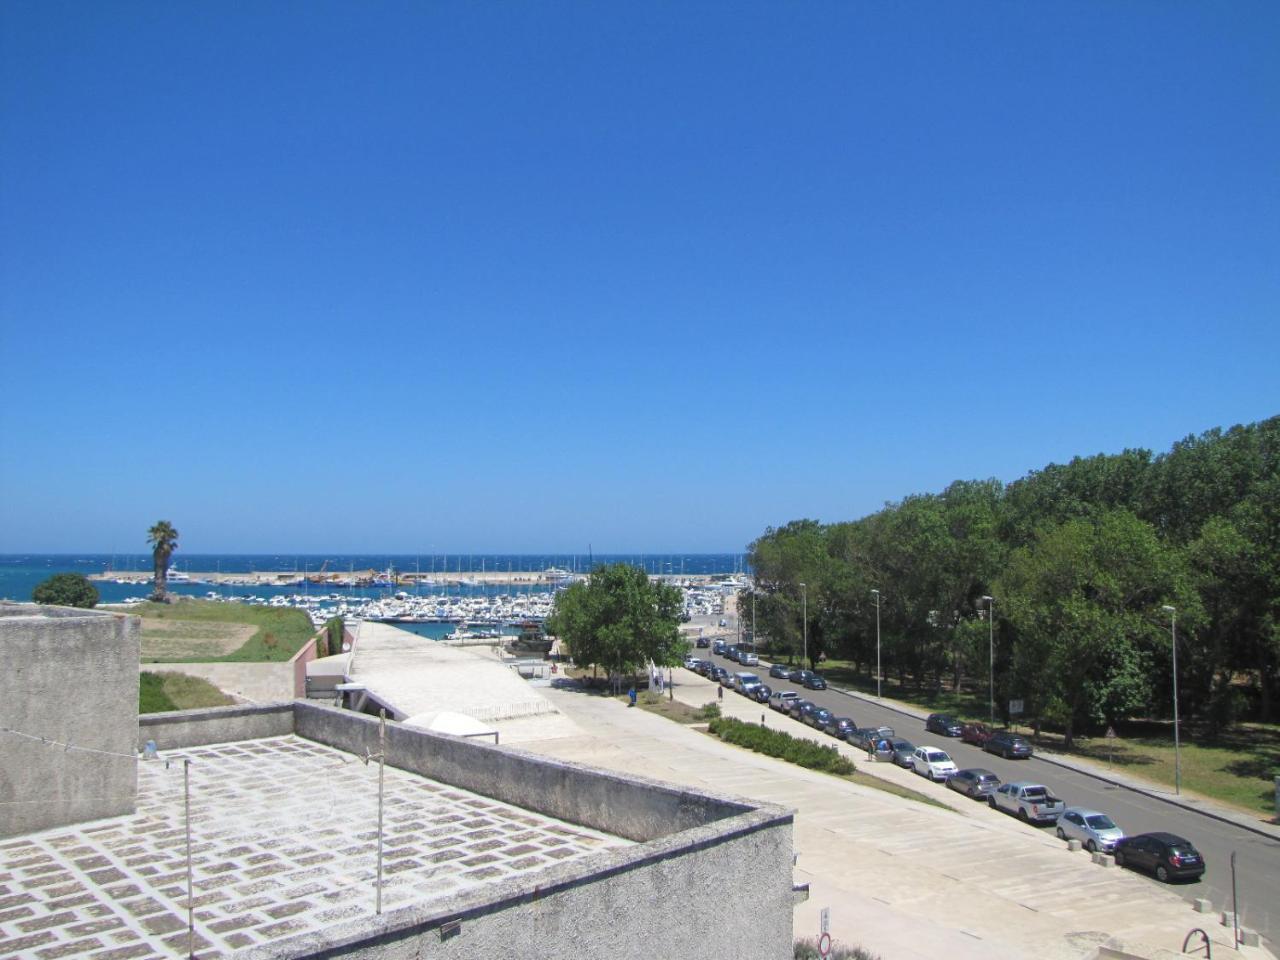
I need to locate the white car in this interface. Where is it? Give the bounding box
[1056,808,1124,853]
[769,690,801,712]
[910,745,958,781]
[683,656,700,670]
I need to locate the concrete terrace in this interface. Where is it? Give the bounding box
[0,735,628,960]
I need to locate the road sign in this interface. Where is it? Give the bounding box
[1105,726,1117,739]
[1009,699,1024,717]
[818,933,832,958]
[820,907,829,934]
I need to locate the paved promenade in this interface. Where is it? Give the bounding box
[523,670,1274,960]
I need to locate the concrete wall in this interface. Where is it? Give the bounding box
[290,634,319,698]
[138,660,295,702]
[138,702,294,750]
[2,603,140,837]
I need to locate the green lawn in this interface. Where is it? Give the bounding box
[139,671,234,713]
[124,599,316,662]
[817,658,1280,818]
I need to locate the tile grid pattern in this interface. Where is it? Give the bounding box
[0,736,627,959]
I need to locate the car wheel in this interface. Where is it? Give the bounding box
[1085,840,1097,854]
[1156,865,1170,883]
[1017,808,1029,822]
[1114,851,1125,868]
[987,796,997,809]
[1055,827,1066,840]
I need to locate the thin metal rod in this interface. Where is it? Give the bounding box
[184,759,194,959]
[1171,608,1181,795]
[988,598,995,726]
[1231,849,1239,950]
[873,590,881,700]
[377,709,386,915]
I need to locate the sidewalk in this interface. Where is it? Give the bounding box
[520,670,1275,960]
[807,670,1280,841]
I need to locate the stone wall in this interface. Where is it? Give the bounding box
[1,603,140,837]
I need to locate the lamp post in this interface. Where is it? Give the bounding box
[871,589,881,700]
[799,582,808,667]
[981,595,995,726]
[1162,604,1182,795]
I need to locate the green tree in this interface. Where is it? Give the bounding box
[545,563,685,690]
[147,520,179,603]
[32,572,99,608]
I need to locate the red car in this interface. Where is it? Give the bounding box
[961,723,993,746]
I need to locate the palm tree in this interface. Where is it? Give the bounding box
[147,521,179,603]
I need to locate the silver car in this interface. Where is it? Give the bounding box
[1056,808,1125,853]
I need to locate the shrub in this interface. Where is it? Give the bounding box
[695,702,721,721]
[708,717,855,774]
[795,937,881,960]
[32,572,99,608]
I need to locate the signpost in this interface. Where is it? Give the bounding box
[1105,726,1117,769]
[818,907,831,958]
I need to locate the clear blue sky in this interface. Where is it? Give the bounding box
[2,2,1276,554]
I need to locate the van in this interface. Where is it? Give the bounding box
[712,639,727,655]
[733,672,762,694]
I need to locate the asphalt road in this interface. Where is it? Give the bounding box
[700,647,1280,949]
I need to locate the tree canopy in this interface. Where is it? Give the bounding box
[545,562,686,686]
[32,572,99,609]
[743,415,1279,741]
[147,520,179,603]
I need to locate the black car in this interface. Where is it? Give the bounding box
[725,646,740,663]
[807,707,834,729]
[769,663,796,680]
[695,636,710,648]
[984,731,1034,759]
[788,699,816,721]
[709,666,729,683]
[925,713,963,737]
[803,673,828,690]
[823,716,857,739]
[752,683,773,704]
[1113,833,1205,883]
[947,768,1001,800]
[849,726,895,750]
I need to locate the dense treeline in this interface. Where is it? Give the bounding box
[745,417,1279,745]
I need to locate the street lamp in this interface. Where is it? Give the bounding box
[871,589,881,700]
[799,582,808,666]
[1162,604,1182,795]
[981,596,995,725]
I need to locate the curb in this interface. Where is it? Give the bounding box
[819,676,1280,844]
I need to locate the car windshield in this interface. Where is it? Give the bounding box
[892,741,911,750]
[1023,788,1047,800]
[977,773,998,782]
[926,751,951,763]
[1086,815,1117,830]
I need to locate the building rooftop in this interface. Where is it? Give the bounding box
[0,735,629,960]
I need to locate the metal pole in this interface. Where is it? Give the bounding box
[184,759,194,960]
[1164,605,1181,795]
[989,598,995,726]
[377,710,386,915]
[1231,850,1239,950]
[800,583,807,667]
[872,589,881,700]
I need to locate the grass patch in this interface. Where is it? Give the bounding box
[124,599,315,663]
[818,658,1280,817]
[139,671,234,713]
[621,690,720,723]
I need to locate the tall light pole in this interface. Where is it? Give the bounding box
[1163,604,1182,795]
[799,582,808,667]
[982,595,995,726]
[871,588,882,700]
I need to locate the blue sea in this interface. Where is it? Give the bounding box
[0,553,748,605]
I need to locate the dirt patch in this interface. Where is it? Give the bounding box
[140,619,256,660]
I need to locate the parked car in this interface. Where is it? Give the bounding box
[720,670,737,688]
[910,745,958,781]
[1113,833,1204,882]
[695,636,710,648]
[823,717,857,739]
[947,768,1001,800]
[752,683,773,704]
[740,651,759,666]
[925,714,963,737]
[849,726,895,750]
[709,666,729,683]
[725,646,740,663]
[984,731,1034,759]
[887,739,916,767]
[696,661,716,677]
[960,723,994,746]
[802,673,828,690]
[1056,808,1124,853]
[807,707,834,729]
[769,663,796,680]
[988,782,1065,824]
[683,655,700,670]
[712,640,727,655]
[733,672,763,696]
[770,690,800,712]
[788,699,816,722]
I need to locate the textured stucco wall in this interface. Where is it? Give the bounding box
[293,700,754,841]
[2,603,140,837]
[138,701,294,750]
